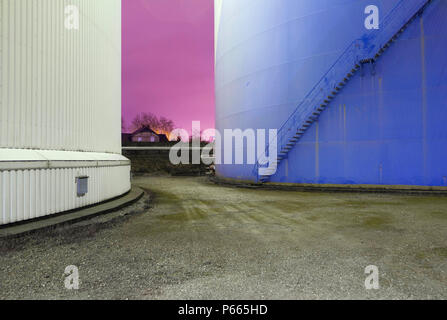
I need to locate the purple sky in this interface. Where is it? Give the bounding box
[122,0,215,133]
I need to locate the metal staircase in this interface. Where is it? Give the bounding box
[254,0,433,183]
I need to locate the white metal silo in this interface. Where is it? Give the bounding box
[0,0,130,225]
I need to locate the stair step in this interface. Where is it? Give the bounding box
[261,172,275,177]
[260,171,276,178]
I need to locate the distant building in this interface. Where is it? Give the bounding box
[132,126,160,142]
[121,133,133,144]
[157,134,169,143]
[122,126,170,144]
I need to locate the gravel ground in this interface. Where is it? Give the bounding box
[0,175,446,299]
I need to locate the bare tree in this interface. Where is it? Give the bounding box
[159,117,175,134]
[131,112,175,137]
[131,112,159,131]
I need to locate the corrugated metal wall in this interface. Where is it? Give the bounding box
[0,0,131,226]
[0,165,130,225]
[0,0,122,153]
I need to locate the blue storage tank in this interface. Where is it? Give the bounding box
[215,0,447,187]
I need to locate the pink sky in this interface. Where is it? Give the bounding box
[122,0,215,133]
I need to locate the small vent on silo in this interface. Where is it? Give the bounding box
[76,176,89,197]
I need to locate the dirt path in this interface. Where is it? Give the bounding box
[0,176,446,299]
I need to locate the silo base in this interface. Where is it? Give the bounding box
[211,175,447,195]
[0,149,131,226]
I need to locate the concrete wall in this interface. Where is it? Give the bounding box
[123,148,208,176]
